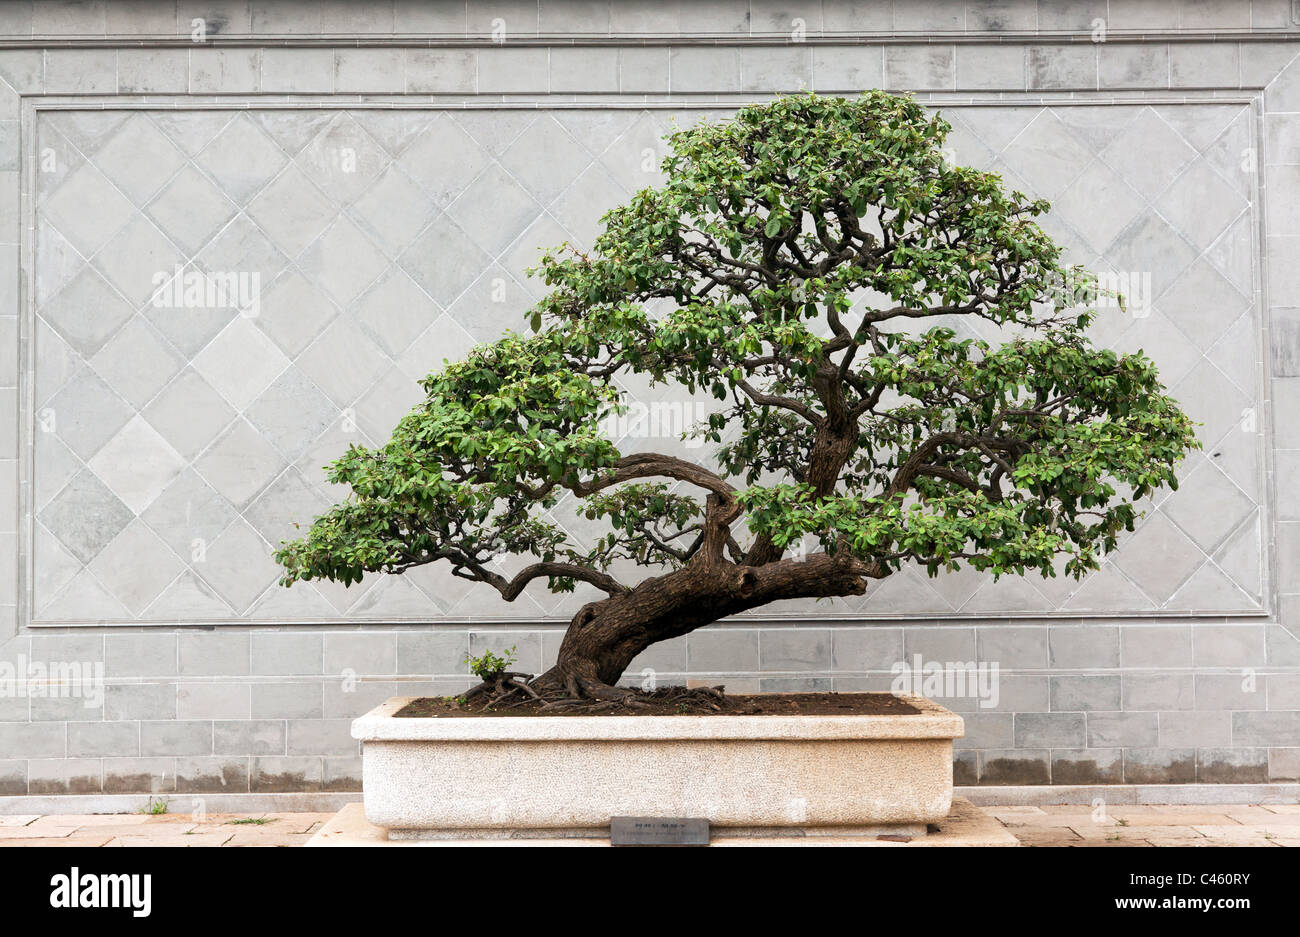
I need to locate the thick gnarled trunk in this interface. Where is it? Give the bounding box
[530,552,871,697]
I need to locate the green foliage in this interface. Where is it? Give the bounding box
[275,91,1199,600]
[466,645,517,681]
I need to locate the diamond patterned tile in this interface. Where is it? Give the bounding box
[548,162,629,247]
[33,521,83,610]
[354,267,441,357]
[247,577,337,619]
[143,275,243,357]
[997,111,1093,200]
[1172,357,1252,448]
[1113,511,1208,606]
[192,419,287,508]
[191,518,281,614]
[194,115,289,204]
[1155,259,1251,351]
[144,569,235,618]
[353,368,424,442]
[294,317,389,407]
[311,569,380,614]
[1112,313,1202,389]
[1052,105,1141,153]
[37,468,134,565]
[397,313,477,382]
[1052,159,1144,254]
[244,366,339,461]
[43,366,133,460]
[40,163,135,255]
[194,213,289,287]
[252,270,341,358]
[1205,312,1257,395]
[497,214,573,300]
[149,110,235,158]
[141,466,239,560]
[35,219,86,309]
[251,110,337,158]
[40,569,131,620]
[348,164,439,257]
[295,216,388,306]
[1155,159,1248,252]
[395,115,491,207]
[446,265,532,343]
[1099,108,1199,199]
[1154,104,1239,154]
[87,519,185,616]
[1061,564,1156,612]
[446,162,542,256]
[88,316,185,410]
[1213,511,1262,602]
[245,164,336,258]
[348,574,442,618]
[243,468,331,547]
[92,215,186,308]
[963,575,1053,614]
[86,415,186,514]
[351,110,433,158]
[192,317,291,411]
[398,216,493,306]
[141,367,237,460]
[44,111,130,158]
[498,116,593,205]
[551,111,642,159]
[452,110,539,158]
[36,123,87,202]
[1106,211,1200,298]
[598,112,673,192]
[146,165,240,259]
[144,163,239,257]
[1162,461,1255,553]
[38,266,136,357]
[92,113,188,206]
[33,430,81,511]
[293,419,375,499]
[295,112,389,204]
[1165,559,1256,611]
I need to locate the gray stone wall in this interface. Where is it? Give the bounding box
[1,0,1299,796]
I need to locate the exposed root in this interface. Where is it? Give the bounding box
[466,672,549,711]
[464,667,730,714]
[538,698,589,712]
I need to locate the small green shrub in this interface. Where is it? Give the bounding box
[466,645,517,681]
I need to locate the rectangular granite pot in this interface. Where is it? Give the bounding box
[353,693,964,840]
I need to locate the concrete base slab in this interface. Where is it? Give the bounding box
[306,798,1018,847]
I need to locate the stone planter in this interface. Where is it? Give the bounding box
[352,693,963,840]
[351,691,961,836]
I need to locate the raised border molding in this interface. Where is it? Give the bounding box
[14,87,1275,627]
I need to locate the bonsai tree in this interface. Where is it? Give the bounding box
[276,92,1198,704]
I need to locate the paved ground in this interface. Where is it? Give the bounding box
[986,804,1300,847]
[0,812,335,846]
[0,805,1297,846]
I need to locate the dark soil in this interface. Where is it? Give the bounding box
[395,688,921,718]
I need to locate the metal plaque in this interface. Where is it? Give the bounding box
[610,816,710,846]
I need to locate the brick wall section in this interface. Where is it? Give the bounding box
[0,1,1298,794]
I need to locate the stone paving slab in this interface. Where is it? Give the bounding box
[0,812,335,847]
